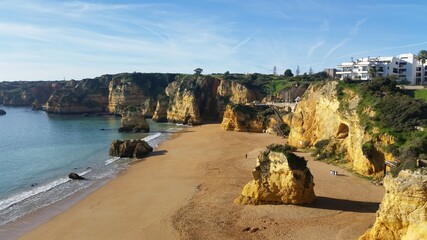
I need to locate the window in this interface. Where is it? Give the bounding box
[378,67,384,72]
[416,73,421,77]
[417,67,422,71]
[361,73,368,78]
[362,66,368,71]
[393,68,398,73]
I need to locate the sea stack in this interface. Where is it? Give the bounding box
[235,144,316,205]
[119,106,150,133]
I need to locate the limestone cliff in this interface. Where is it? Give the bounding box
[0,81,65,106]
[235,144,316,205]
[153,75,263,124]
[288,81,392,176]
[221,104,275,133]
[45,77,110,114]
[360,170,427,240]
[108,73,175,116]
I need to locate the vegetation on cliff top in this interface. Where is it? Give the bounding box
[337,77,427,161]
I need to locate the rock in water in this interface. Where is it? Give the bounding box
[0,109,5,115]
[109,139,153,158]
[360,170,427,240]
[235,144,316,205]
[68,172,86,180]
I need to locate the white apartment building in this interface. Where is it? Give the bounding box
[336,53,427,85]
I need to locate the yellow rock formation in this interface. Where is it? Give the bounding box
[360,170,427,240]
[288,81,393,176]
[220,105,266,132]
[235,145,316,205]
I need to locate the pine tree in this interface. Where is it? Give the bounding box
[296,65,300,76]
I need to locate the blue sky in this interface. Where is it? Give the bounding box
[1,0,427,80]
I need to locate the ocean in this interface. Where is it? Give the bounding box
[0,106,184,227]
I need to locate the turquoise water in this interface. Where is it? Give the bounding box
[0,106,182,226]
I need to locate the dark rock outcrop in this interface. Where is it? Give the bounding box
[68,172,86,180]
[109,139,153,158]
[0,109,6,115]
[32,100,43,110]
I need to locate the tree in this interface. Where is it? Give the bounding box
[284,69,294,77]
[194,68,203,75]
[417,50,427,66]
[416,50,427,84]
[368,66,377,80]
[296,65,300,76]
[273,66,277,75]
[309,67,313,75]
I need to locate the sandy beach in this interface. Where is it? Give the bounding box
[18,124,384,240]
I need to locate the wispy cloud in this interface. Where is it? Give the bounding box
[325,38,350,59]
[350,17,367,35]
[319,20,329,32]
[307,40,325,57]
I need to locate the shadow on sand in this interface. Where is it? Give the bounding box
[308,196,380,213]
[149,150,168,157]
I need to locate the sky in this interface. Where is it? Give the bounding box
[1,0,427,81]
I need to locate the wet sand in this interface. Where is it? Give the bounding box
[19,124,384,240]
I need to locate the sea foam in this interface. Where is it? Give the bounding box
[142,132,162,142]
[0,170,91,212]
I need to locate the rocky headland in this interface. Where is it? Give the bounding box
[360,169,427,240]
[0,81,65,107]
[286,81,394,176]
[108,73,175,116]
[153,75,263,125]
[44,76,110,114]
[235,144,316,205]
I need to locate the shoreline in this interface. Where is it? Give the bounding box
[17,124,384,239]
[0,126,182,239]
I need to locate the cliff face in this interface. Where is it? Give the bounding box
[221,104,275,133]
[288,82,391,176]
[235,144,316,205]
[45,77,110,114]
[108,73,175,116]
[360,170,427,240]
[153,75,263,125]
[0,81,65,106]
